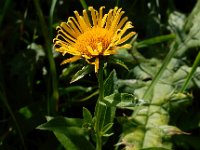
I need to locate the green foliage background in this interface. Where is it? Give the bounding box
[0,0,200,150]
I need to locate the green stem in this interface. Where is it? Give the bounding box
[80,0,88,10]
[49,0,57,39]
[180,50,200,92]
[95,58,104,150]
[33,0,59,115]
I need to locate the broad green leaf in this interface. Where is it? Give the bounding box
[83,107,93,123]
[70,65,92,83]
[184,0,200,31]
[140,148,171,150]
[37,116,95,150]
[175,0,200,57]
[103,93,136,108]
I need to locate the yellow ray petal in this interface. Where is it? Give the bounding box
[89,7,98,27]
[55,34,74,46]
[83,9,92,28]
[110,10,125,31]
[68,17,82,34]
[116,21,133,39]
[60,22,79,38]
[57,30,76,43]
[60,55,81,65]
[100,14,108,28]
[117,32,136,45]
[116,16,128,29]
[105,9,113,29]
[119,44,132,49]
[74,11,89,32]
[98,6,105,27]
[55,45,81,56]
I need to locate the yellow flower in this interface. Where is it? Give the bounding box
[53,6,136,72]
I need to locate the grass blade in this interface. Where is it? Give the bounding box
[0,90,26,150]
[180,50,200,92]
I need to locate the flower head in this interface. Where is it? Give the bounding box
[53,6,136,72]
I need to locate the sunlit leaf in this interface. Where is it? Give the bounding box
[103,93,136,108]
[70,65,92,83]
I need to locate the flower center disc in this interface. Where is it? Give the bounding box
[74,27,112,55]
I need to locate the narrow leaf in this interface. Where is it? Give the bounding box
[108,57,129,71]
[137,34,176,48]
[180,50,200,92]
[102,123,114,135]
[70,65,92,83]
[103,70,118,96]
[37,116,83,130]
[83,107,93,123]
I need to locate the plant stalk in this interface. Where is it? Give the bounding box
[33,0,59,115]
[95,58,104,150]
